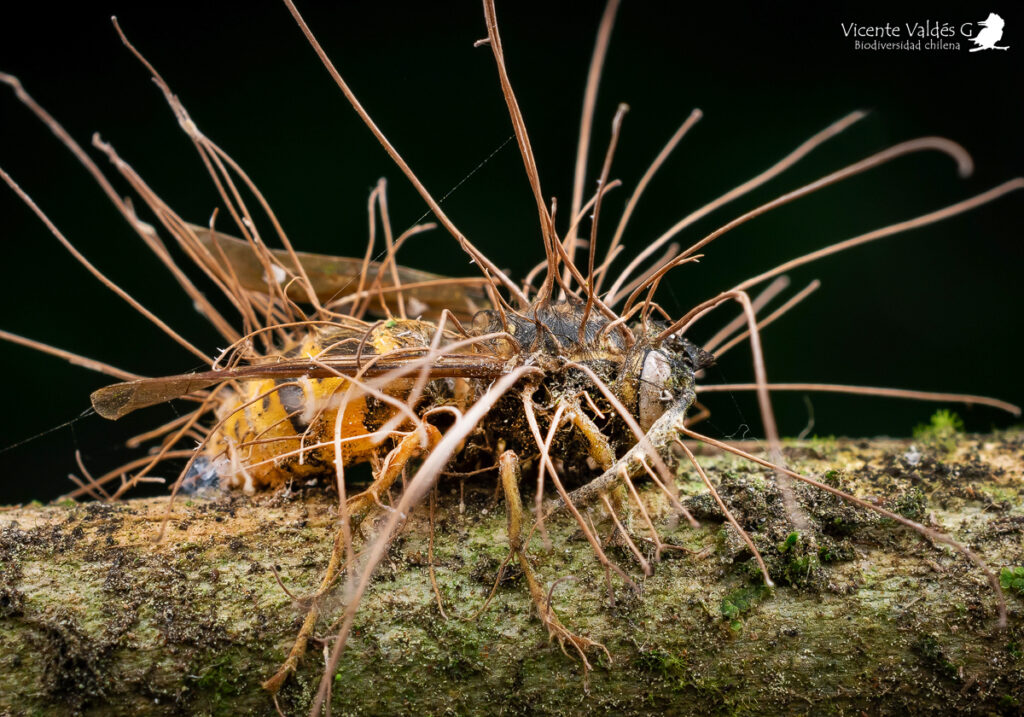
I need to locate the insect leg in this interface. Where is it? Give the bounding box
[346,425,442,524]
[522,394,636,590]
[567,404,654,572]
[566,404,615,470]
[553,399,693,516]
[498,450,610,671]
[263,425,441,694]
[261,525,351,695]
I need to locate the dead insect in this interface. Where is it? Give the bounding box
[0,0,1020,709]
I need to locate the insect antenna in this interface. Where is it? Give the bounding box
[680,427,1009,629]
[282,0,529,309]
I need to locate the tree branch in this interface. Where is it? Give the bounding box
[1,433,1022,714]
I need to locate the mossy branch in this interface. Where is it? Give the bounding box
[1,433,1022,715]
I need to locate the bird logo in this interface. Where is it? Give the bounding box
[969,13,1010,51]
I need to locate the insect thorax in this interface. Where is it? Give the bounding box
[464,301,713,482]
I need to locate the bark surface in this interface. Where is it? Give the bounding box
[1,433,1022,715]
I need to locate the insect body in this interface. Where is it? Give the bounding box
[206,319,442,493]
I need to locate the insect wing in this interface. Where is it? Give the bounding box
[189,223,489,319]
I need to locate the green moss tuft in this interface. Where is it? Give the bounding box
[913,409,964,453]
[720,584,768,622]
[777,531,799,553]
[999,566,1024,595]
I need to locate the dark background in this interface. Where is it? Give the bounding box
[0,1,1021,502]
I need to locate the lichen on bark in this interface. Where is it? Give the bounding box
[1,432,1022,715]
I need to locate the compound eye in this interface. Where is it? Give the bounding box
[638,350,672,432]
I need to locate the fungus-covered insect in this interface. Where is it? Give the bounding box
[0,1,1020,709]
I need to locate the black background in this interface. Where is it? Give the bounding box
[0,1,1021,502]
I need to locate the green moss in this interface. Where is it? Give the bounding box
[781,554,818,586]
[193,654,242,699]
[913,634,960,682]
[777,531,799,553]
[913,408,964,437]
[890,488,927,521]
[720,584,768,623]
[999,566,1024,595]
[913,409,964,453]
[634,647,690,692]
[816,540,854,563]
[821,469,842,485]
[806,435,838,454]
[769,532,820,587]
[2,433,1023,714]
